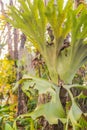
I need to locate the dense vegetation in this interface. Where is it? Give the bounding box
[0,0,87,130]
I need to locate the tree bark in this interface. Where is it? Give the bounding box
[17,34,27,130]
[13,29,19,60]
[17,33,27,115]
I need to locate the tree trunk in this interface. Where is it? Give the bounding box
[7,23,14,58]
[17,34,27,130]
[17,33,27,115]
[13,28,19,60]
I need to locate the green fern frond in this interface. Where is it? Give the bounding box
[57,0,64,15]
[7,0,87,84]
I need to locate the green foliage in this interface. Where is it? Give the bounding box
[0,104,16,130]
[0,57,17,107]
[14,118,36,130]
[78,116,87,129]
[14,75,65,124]
[5,123,13,130]
[0,57,17,130]
[8,0,47,52]
[8,0,87,84]
[7,0,87,129]
[13,75,87,129]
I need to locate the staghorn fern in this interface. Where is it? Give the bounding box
[7,0,87,84]
[7,0,87,128]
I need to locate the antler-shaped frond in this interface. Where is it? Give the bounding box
[7,0,87,84]
[7,0,47,54]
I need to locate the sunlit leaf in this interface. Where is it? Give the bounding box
[68,102,82,126]
[16,75,66,124]
[5,123,13,130]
